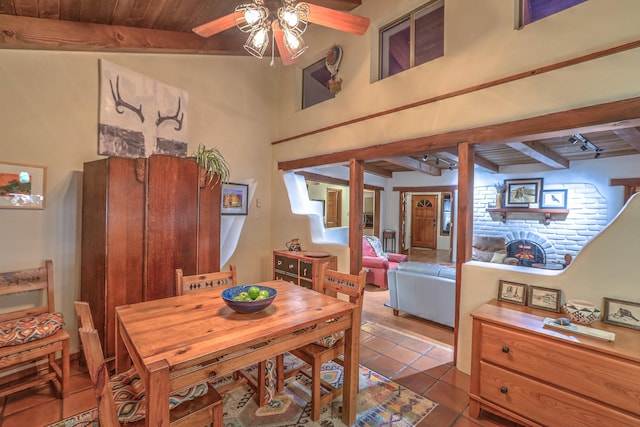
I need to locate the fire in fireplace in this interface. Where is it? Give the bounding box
[506,240,546,266]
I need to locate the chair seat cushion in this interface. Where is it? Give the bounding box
[112,371,209,423]
[0,312,64,348]
[314,331,345,348]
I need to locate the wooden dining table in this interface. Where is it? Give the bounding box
[115,279,359,426]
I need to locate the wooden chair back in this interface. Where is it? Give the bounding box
[319,263,367,309]
[74,301,95,329]
[0,259,55,322]
[78,326,122,427]
[175,264,237,296]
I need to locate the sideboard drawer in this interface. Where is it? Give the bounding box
[274,255,298,275]
[274,271,297,285]
[299,260,313,279]
[479,322,640,413]
[479,362,640,426]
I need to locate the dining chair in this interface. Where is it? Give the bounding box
[75,302,223,427]
[276,264,367,421]
[175,264,237,296]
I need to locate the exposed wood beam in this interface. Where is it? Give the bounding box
[296,171,383,191]
[381,157,441,176]
[439,148,500,173]
[392,185,457,193]
[0,14,233,54]
[277,96,640,171]
[349,159,364,276]
[506,141,569,169]
[610,178,640,186]
[363,162,393,178]
[613,127,640,151]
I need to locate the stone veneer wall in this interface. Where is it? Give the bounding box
[473,183,608,265]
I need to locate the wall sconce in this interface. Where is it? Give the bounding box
[568,134,603,159]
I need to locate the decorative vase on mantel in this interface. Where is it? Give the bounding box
[496,192,504,209]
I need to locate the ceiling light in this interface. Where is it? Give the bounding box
[235,0,310,61]
[569,133,604,159]
[422,154,456,170]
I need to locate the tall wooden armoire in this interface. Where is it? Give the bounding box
[81,155,221,362]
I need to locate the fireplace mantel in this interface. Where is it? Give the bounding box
[487,208,569,225]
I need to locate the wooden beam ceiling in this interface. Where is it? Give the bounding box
[382,157,441,176]
[506,141,569,169]
[613,127,640,152]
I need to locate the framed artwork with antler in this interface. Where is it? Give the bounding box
[98,60,188,158]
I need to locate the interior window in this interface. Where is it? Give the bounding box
[516,0,587,28]
[380,0,444,79]
[302,58,334,109]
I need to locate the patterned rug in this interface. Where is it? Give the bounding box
[47,355,437,427]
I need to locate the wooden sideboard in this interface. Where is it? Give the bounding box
[272,250,337,291]
[469,301,640,426]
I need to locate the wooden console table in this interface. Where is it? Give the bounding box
[469,301,640,426]
[273,250,337,291]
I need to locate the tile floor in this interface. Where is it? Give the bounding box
[0,249,518,426]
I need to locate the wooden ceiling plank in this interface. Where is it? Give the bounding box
[613,127,640,152]
[59,0,80,21]
[362,162,393,178]
[0,14,230,53]
[382,157,441,176]
[13,0,38,16]
[426,147,500,173]
[38,0,60,19]
[307,0,362,11]
[0,0,16,15]
[506,140,569,169]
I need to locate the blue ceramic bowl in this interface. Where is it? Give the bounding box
[221,285,277,314]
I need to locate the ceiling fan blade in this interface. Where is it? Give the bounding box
[272,21,300,66]
[306,3,369,35]
[193,10,245,37]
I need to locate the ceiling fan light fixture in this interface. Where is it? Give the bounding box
[283,28,308,58]
[235,2,269,33]
[278,2,309,35]
[244,23,270,58]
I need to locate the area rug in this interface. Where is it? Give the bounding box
[47,355,437,427]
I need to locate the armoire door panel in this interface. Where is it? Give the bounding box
[146,155,199,301]
[197,172,221,274]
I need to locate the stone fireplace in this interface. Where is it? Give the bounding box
[505,236,547,266]
[473,183,608,265]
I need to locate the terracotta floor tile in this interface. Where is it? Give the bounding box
[363,354,406,379]
[424,381,470,413]
[358,345,379,364]
[3,383,57,416]
[461,407,519,427]
[360,330,374,342]
[416,403,459,427]
[410,355,452,378]
[384,344,422,365]
[453,415,483,426]
[361,335,396,353]
[440,367,471,392]
[399,335,436,354]
[62,387,97,418]
[391,367,437,395]
[425,345,454,363]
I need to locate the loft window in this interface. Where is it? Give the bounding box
[302,58,334,109]
[516,0,587,28]
[379,0,444,80]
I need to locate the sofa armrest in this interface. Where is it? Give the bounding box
[362,256,389,269]
[388,253,409,263]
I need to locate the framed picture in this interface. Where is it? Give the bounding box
[603,298,640,330]
[504,178,543,208]
[221,182,248,215]
[497,280,527,305]
[0,161,46,209]
[527,286,562,312]
[540,189,568,209]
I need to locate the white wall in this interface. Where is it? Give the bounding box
[0,51,278,352]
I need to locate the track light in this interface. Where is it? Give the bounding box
[568,133,603,159]
[422,154,456,170]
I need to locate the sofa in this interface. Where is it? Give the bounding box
[387,262,456,327]
[472,235,518,265]
[362,236,409,289]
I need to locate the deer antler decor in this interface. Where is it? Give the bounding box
[109,76,144,123]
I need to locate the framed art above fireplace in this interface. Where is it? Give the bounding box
[504,178,543,208]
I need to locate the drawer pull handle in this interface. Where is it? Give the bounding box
[500,386,508,394]
[501,346,510,353]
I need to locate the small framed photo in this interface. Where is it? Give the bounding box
[221,182,248,215]
[540,189,568,209]
[0,161,47,209]
[504,178,543,208]
[603,298,640,330]
[498,280,527,305]
[527,286,562,312]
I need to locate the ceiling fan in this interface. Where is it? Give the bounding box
[192,0,369,65]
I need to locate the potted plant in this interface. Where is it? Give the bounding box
[193,144,230,189]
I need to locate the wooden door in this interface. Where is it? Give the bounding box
[411,194,438,249]
[326,188,342,228]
